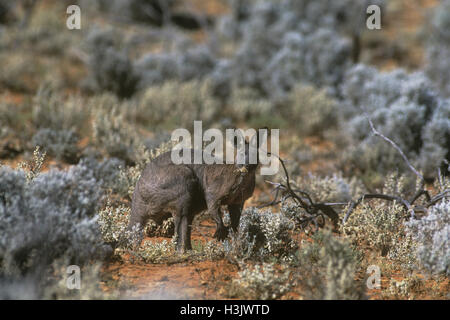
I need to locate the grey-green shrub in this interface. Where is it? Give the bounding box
[137,79,220,129]
[231,263,291,299]
[85,28,139,98]
[32,86,87,133]
[418,98,450,176]
[31,87,88,162]
[92,103,140,164]
[406,201,450,275]
[298,230,366,300]
[216,0,356,100]
[341,64,448,177]
[32,128,79,162]
[0,100,24,140]
[134,53,179,88]
[284,85,338,136]
[0,160,112,298]
[425,0,450,97]
[225,207,297,262]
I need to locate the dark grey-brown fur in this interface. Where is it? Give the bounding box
[129,138,259,252]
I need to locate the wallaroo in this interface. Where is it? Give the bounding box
[128,127,277,252]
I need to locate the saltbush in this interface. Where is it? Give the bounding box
[225,207,297,262]
[406,201,450,275]
[85,28,139,98]
[32,86,87,133]
[32,128,79,162]
[297,230,365,300]
[341,64,448,177]
[425,0,450,97]
[92,102,140,164]
[137,80,220,129]
[0,158,112,298]
[30,87,88,162]
[284,85,338,136]
[231,263,291,300]
[217,0,355,100]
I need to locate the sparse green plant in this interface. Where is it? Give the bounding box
[98,204,131,249]
[32,86,87,133]
[294,173,356,203]
[228,86,275,124]
[30,86,88,161]
[0,99,26,140]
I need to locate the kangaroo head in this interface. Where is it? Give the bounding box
[233,127,268,169]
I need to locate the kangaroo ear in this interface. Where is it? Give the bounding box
[233,128,244,147]
[256,127,269,148]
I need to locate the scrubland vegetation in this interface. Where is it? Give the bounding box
[0,0,449,299]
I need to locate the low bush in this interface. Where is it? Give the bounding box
[134,53,179,88]
[137,80,220,129]
[0,154,112,298]
[227,86,277,126]
[0,100,26,141]
[32,86,87,133]
[30,86,89,162]
[341,64,448,178]
[297,230,366,300]
[406,201,450,275]
[225,207,297,262]
[230,263,291,300]
[85,28,139,98]
[32,128,79,162]
[283,85,338,137]
[342,202,410,257]
[92,102,140,164]
[425,0,450,97]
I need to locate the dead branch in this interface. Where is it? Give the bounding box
[260,154,340,229]
[343,193,413,224]
[261,114,448,229]
[365,113,425,185]
[262,155,448,229]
